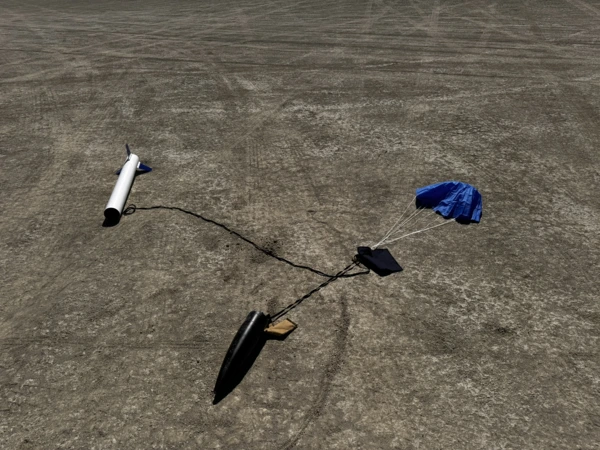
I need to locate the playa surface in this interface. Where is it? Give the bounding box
[1,0,599,448]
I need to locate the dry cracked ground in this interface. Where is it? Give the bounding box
[1,0,599,449]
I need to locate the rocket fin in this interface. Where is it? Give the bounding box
[137,162,152,173]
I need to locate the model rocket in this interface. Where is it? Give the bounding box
[104,144,152,221]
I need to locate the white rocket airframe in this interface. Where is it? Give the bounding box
[104,144,152,222]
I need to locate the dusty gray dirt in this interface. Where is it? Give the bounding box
[1,0,599,449]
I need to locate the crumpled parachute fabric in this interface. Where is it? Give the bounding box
[416,181,482,223]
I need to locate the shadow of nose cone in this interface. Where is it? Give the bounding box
[103,208,121,227]
[213,311,269,404]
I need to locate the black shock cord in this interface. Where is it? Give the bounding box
[123,204,369,320]
[269,260,359,322]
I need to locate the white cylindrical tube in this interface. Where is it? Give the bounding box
[104,153,140,221]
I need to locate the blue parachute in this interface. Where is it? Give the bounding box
[415,181,482,223]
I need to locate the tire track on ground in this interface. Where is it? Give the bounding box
[516,0,600,174]
[214,51,316,216]
[279,297,350,450]
[0,4,203,81]
[454,5,596,60]
[245,137,265,226]
[288,133,324,207]
[0,336,215,351]
[564,0,600,17]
